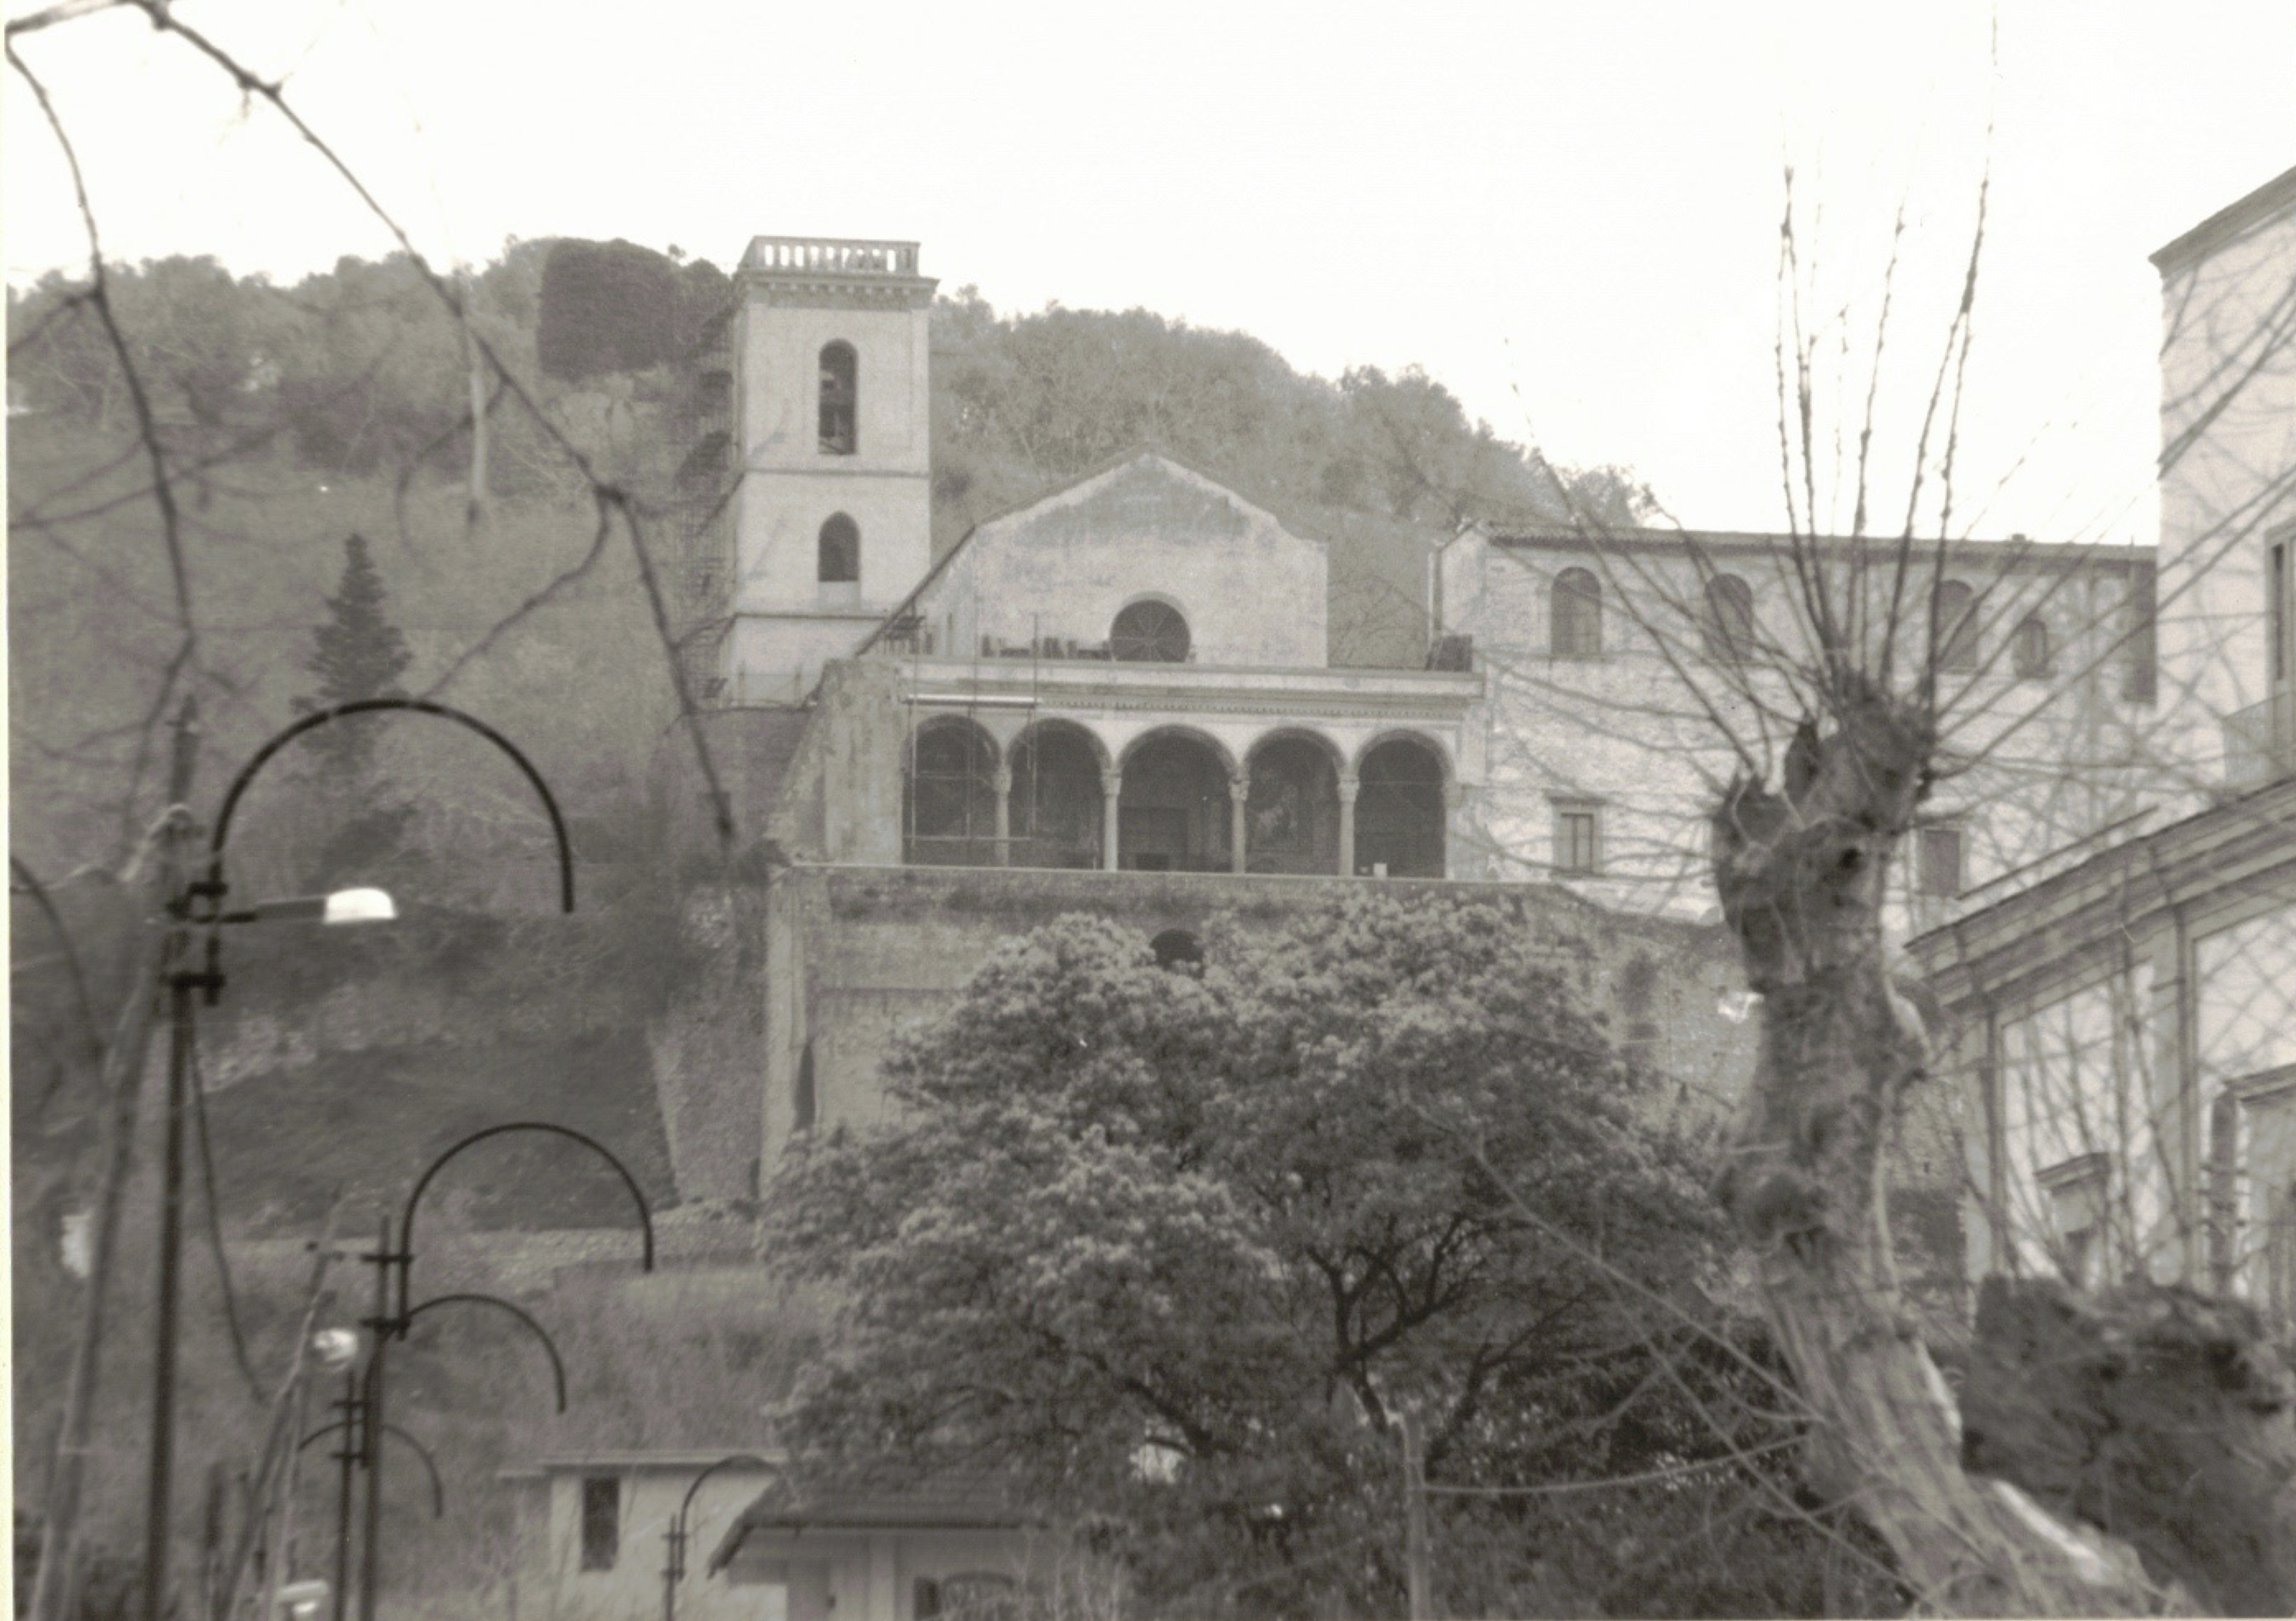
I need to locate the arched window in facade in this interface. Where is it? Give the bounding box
[1550,567,1602,658]
[818,340,857,455]
[1354,736,1446,879]
[1935,579,1979,672]
[818,513,861,583]
[1110,600,1191,663]
[1702,574,1755,662]
[905,718,999,866]
[2012,614,2051,679]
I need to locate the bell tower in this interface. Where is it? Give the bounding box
[724,237,936,703]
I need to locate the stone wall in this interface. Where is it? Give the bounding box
[757,862,1764,1175]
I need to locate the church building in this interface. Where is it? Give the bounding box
[659,231,2160,1183]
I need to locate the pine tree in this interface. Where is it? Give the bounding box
[298,533,411,778]
[296,533,414,877]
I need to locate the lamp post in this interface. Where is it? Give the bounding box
[356,1124,654,1621]
[663,1455,776,1621]
[136,696,577,1621]
[145,893,395,1621]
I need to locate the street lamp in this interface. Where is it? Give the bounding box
[143,881,394,1621]
[663,1455,778,1621]
[137,696,576,1621]
[352,1123,653,1621]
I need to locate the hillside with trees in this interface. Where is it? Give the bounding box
[8,242,1651,874]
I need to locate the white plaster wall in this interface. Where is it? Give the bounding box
[728,289,934,692]
[924,455,1328,667]
[536,1464,782,1621]
[1443,530,2158,920]
[738,300,930,476]
[2196,904,2296,1087]
[1996,966,2165,1277]
[2154,192,2296,779]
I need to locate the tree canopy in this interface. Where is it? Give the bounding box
[763,895,1896,1616]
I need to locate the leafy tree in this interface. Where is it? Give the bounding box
[534,238,727,382]
[764,894,1872,1616]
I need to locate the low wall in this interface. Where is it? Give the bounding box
[761,863,1763,1171]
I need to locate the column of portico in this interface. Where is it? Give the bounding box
[1228,773,1250,874]
[1337,771,1359,877]
[1100,768,1124,871]
[991,765,1012,866]
[1443,778,1467,881]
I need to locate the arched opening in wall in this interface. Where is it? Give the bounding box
[1245,734,1340,875]
[1935,578,1979,672]
[906,717,999,866]
[1111,599,1191,663]
[1551,567,1602,658]
[2012,613,2052,679]
[1702,574,1755,662]
[1009,722,1103,869]
[1149,929,1204,972]
[1354,736,1446,879]
[1118,731,1231,872]
[818,513,861,584]
[818,341,857,455]
[793,1039,817,1133]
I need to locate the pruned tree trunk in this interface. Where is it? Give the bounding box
[1705,675,2291,1615]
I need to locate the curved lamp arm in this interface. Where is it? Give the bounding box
[205,697,575,914]
[679,1454,777,1538]
[671,1455,780,1589]
[395,1292,571,1413]
[297,1421,447,1517]
[395,1122,656,1322]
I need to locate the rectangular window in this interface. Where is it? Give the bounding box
[2038,1153,2111,1289]
[2271,538,2290,686]
[1554,805,1601,875]
[2120,568,2158,704]
[1916,823,1963,898]
[579,1475,619,1572]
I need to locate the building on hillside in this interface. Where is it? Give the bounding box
[644,230,2178,1191]
[502,1451,781,1621]
[706,1475,1042,1621]
[2151,164,2296,792]
[1910,163,2296,1317]
[502,1451,1035,1621]
[1437,523,2160,925]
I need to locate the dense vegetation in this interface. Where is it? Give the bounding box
[765,896,1902,1617]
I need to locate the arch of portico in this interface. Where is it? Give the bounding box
[1118,726,1238,873]
[897,708,1457,877]
[1352,731,1452,879]
[903,714,1001,866]
[1008,719,1108,870]
[1243,728,1347,875]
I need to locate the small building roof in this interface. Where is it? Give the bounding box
[707,1474,1027,1573]
[1486,524,2153,575]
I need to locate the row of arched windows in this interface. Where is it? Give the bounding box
[1541,566,2051,677]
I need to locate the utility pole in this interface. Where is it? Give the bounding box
[360,1215,393,1621]
[32,697,199,1621]
[1398,1409,1433,1621]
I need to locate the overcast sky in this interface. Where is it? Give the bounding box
[5,1,2290,538]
